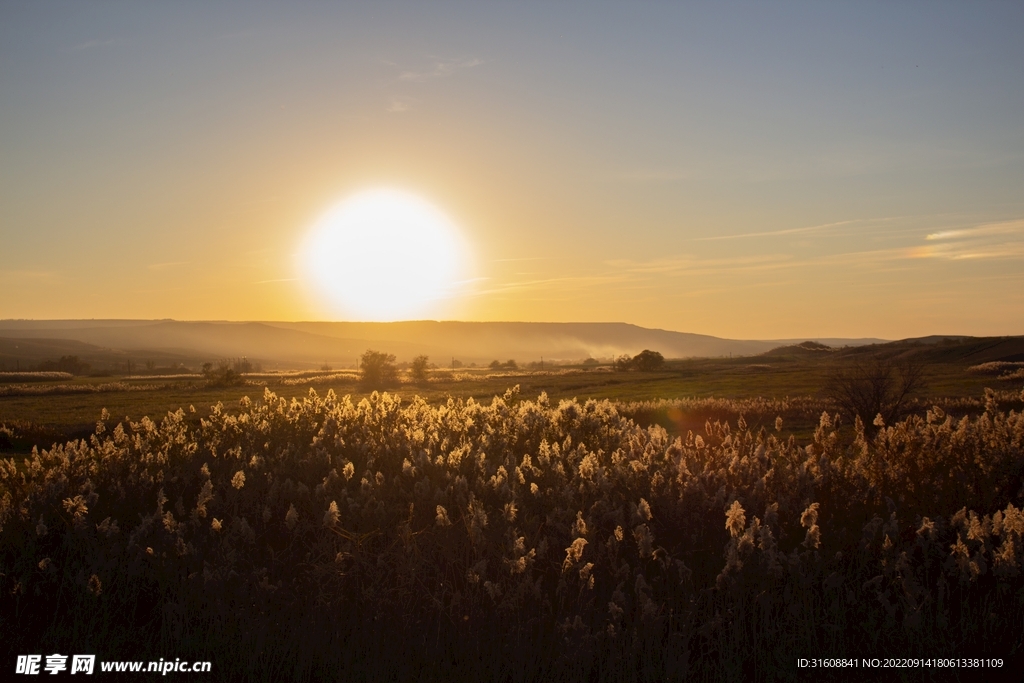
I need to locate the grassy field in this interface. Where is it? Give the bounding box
[2,363,1023,681]
[2,341,1020,455]
[2,338,1024,680]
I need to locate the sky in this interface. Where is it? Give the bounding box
[2,1,1023,340]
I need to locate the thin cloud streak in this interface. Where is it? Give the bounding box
[398,57,482,82]
[607,253,791,275]
[485,237,1024,302]
[914,218,1024,260]
[694,215,923,243]
[386,97,415,113]
[926,219,1024,241]
[695,220,857,242]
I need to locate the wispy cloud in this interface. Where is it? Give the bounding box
[606,253,792,276]
[925,219,1024,241]
[398,56,483,82]
[915,218,1024,260]
[470,216,1024,308]
[683,213,1024,263]
[386,96,415,113]
[476,254,795,299]
[695,220,859,242]
[909,243,1024,261]
[695,215,922,243]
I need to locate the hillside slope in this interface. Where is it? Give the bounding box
[0,319,888,369]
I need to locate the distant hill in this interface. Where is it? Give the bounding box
[272,321,786,363]
[762,341,838,357]
[0,320,889,371]
[759,335,1024,366]
[836,336,1024,365]
[0,336,197,374]
[0,321,433,370]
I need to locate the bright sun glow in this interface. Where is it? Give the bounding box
[299,189,472,321]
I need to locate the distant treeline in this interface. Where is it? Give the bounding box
[10,355,93,375]
[0,351,664,380]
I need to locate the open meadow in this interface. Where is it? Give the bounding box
[3,337,1021,453]
[3,339,1023,680]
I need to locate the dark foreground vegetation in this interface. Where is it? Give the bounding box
[2,384,1023,681]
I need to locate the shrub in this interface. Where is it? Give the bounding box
[615,349,664,371]
[38,355,91,375]
[825,358,925,433]
[359,349,397,388]
[201,361,245,386]
[409,355,430,384]
[632,349,664,371]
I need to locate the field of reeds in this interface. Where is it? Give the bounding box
[0,348,1012,456]
[1,383,1023,681]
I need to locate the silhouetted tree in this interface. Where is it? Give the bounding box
[825,358,926,435]
[202,361,244,386]
[360,349,397,388]
[39,355,90,375]
[633,349,665,371]
[410,355,430,384]
[614,350,664,372]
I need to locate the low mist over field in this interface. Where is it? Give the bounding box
[0,319,887,372]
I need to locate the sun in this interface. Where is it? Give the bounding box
[299,189,472,321]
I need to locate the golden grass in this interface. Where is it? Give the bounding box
[1,386,1023,680]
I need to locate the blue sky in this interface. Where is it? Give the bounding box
[2,1,1023,338]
